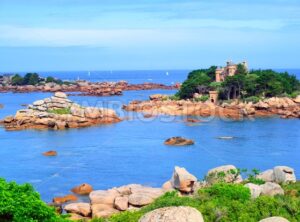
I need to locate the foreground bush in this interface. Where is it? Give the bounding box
[93,183,300,222]
[0,178,67,222]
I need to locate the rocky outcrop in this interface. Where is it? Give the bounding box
[43,151,57,156]
[54,165,296,220]
[53,194,78,204]
[206,165,243,184]
[169,166,197,193]
[139,206,204,222]
[260,182,285,196]
[123,97,300,119]
[71,183,93,195]
[257,166,296,184]
[244,183,262,199]
[164,137,194,146]
[64,203,91,217]
[2,92,121,130]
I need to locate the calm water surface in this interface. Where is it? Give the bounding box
[0,70,299,202]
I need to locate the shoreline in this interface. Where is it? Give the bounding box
[123,95,300,119]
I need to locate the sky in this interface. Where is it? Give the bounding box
[0,0,300,72]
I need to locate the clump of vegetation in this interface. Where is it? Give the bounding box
[243,96,261,104]
[10,73,70,86]
[194,95,209,102]
[176,67,216,99]
[48,108,71,115]
[169,95,180,101]
[0,178,67,222]
[176,66,300,101]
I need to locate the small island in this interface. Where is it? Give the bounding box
[124,61,300,119]
[1,92,121,130]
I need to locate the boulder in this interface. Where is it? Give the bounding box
[4,116,14,123]
[293,95,300,103]
[162,181,173,191]
[68,213,90,221]
[244,183,262,199]
[149,94,168,101]
[84,107,101,119]
[91,203,119,218]
[114,196,129,211]
[43,150,57,156]
[139,206,204,222]
[71,183,93,195]
[259,217,290,222]
[260,182,284,196]
[54,92,68,99]
[33,100,45,106]
[52,194,78,204]
[170,166,197,193]
[257,169,275,182]
[89,189,120,205]
[164,137,194,146]
[206,165,242,184]
[128,187,164,207]
[273,166,296,184]
[64,203,91,217]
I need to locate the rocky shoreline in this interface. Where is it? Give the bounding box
[123,95,300,119]
[1,92,121,130]
[53,164,296,221]
[0,80,178,96]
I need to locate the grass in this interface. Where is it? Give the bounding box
[47,108,71,115]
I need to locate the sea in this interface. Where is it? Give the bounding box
[0,69,299,202]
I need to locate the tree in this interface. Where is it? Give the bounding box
[11,74,23,86]
[177,73,211,99]
[23,73,40,85]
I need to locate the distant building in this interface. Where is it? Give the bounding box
[215,61,248,82]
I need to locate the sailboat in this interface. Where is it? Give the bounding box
[166,71,169,76]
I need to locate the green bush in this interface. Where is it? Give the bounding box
[11,74,23,86]
[244,96,261,104]
[169,95,180,101]
[0,178,67,222]
[48,108,71,115]
[199,183,251,202]
[194,95,209,102]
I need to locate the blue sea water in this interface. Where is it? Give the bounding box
[0,70,300,202]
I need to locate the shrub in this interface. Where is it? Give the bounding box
[0,178,66,222]
[48,108,71,115]
[244,96,261,103]
[11,74,23,86]
[169,95,180,101]
[194,95,209,102]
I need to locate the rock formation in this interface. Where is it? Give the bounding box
[139,206,204,222]
[1,92,121,130]
[57,165,296,220]
[164,137,194,146]
[123,96,300,119]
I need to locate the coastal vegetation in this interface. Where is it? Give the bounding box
[10,73,65,86]
[0,178,66,222]
[48,108,71,115]
[104,185,300,222]
[176,66,300,101]
[1,173,299,221]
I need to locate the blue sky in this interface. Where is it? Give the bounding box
[0,0,300,72]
